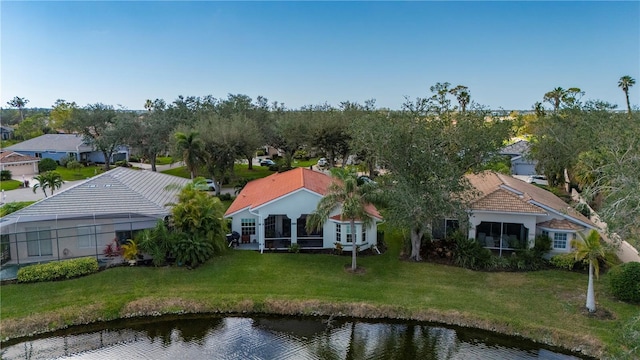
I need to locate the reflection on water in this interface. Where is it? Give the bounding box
[1,315,585,359]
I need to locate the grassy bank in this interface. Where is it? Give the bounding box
[1,231,638,359]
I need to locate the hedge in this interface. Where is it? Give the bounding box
[608,262,640,303]
[17,257,99,283]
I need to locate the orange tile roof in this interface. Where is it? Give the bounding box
[225,167,381,219]
[537,219,585,231]
[0,151,40,163]
[469,188,546,214]
[466,171,596,228]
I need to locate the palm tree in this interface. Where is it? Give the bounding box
[144,99,153,112]
[450,85,470,112]
[174,131,204,180]
[32,171,64,198]
[571,230,606,313]
[306,168,381,271]
[543,87,565,112]
[7,96,29,121]
[618,75,636,115]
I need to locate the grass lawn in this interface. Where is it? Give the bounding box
[54,165,106,181]
[0,231,638,359]
[0,179,22,191]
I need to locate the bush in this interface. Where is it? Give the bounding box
[453,236,493,270]
[38,158,58,172]
[115,160,130,167]
[1,169,12,181]
[218,193,232,201]
[17,257,99,283]
[608,262,640,303]
[172,234,215,268]
[575,202,592,218]
[59,154,75,167]
[550,253,582,270]
[533,235,552,254]
[288,243,301,253]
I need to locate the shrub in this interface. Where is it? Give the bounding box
[608,262,640,303]
[17,257,99,283]
[218,193,232,201]
[453,236,493,270]
[59,154,75,167]
[575,202,592,218]
[120,239,139,261]
[0,169,12,181]
[511,248,548,271]
[533,235,552,254]
[38,158,58,172]
[115,160,130,167]
[288,243,301,253]
[550,253,582,270]
[172,234,215,268]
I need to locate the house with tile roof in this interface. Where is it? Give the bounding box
[464,171,598,255]
[4,133,129,164]
[224,167,382,252]
[0,167,189,266]
[0,151,40,178]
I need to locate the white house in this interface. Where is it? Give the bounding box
[464,171,598,256]
[499,139,537,176]
[0,167,190,267]
[224,167,382,252]
[0,151,40,178]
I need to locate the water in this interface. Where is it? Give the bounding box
[1,315,586,359]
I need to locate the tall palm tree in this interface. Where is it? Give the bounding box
[450,85,470,112]
[306,168,381,271]
[543,87,565,112]
[571,230,606,313]
[174,131,204,180]
[618,75,636,115]
[7,96,29,121]
[32,171,64,198]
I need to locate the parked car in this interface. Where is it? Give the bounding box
[260,159,276,166]
[527,175,548,185]
[357,176,376,185]
[195,178,217,191]
[317,158,328,168]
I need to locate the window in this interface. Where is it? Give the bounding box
[336,224,341,243]
[553,233,567,249]
[241,218,256,236]
[78,225,100,249]
[346,225,353,243]
[26,227,53,257]
[362,225,367,244]
[116,230,141,245]
[541,230,549,238]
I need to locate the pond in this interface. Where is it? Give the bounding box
[2,315,588,359]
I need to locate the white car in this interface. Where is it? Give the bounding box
[195,178,217,191]
[317,158,328,167]
[527,175,548,185]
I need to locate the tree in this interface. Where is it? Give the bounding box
[269,110,312,168]
[168,181,227,267]
[306,167,381,271]
[311,108,351,167]
[449,85,471,113]
[174,130,204,180]
[543,87,565,112]
[129,99,175,172]
[144,99,153,112]
[571,230,606,313]
[13,114,47,140]
[32,171,64,197]
[618,75,636,115]
[50,99,78,132]
[71,103,133,171]
[6,96,29,121]
[369,87,511,261]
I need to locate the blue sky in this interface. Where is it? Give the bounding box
[2,1,638,111]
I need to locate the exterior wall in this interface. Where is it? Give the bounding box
[468,211,538,248]
[3,216,159,264]
[511,157,537,176]
[325,218,376,250]
[226,190,379,251]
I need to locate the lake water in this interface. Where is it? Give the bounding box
[1,315,586,359]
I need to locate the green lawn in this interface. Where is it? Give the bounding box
[0,179,22,191]
[0,231,638,359]
[54,165,106,181]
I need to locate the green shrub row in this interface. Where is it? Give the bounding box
[0,169,11,181]
[549,253,581,270]
[17,257,99,283]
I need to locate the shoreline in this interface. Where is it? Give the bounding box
[0,297,602,358]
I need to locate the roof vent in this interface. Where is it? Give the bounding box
[88,184,96,188]
[104,184,112,187]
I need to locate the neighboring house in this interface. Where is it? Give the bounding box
[0,125,14,140]
[0,151,40,178]
[4,134,129,164]
[0,167,190,266]
[224,167,382,252]
[463,171,598,256]
[499,139,537,176]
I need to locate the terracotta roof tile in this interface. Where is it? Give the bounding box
[470,188,546,214]
[0,151,40,163]
[225,168,381,219]
[538,219,585,231]
[465,171,597,228]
